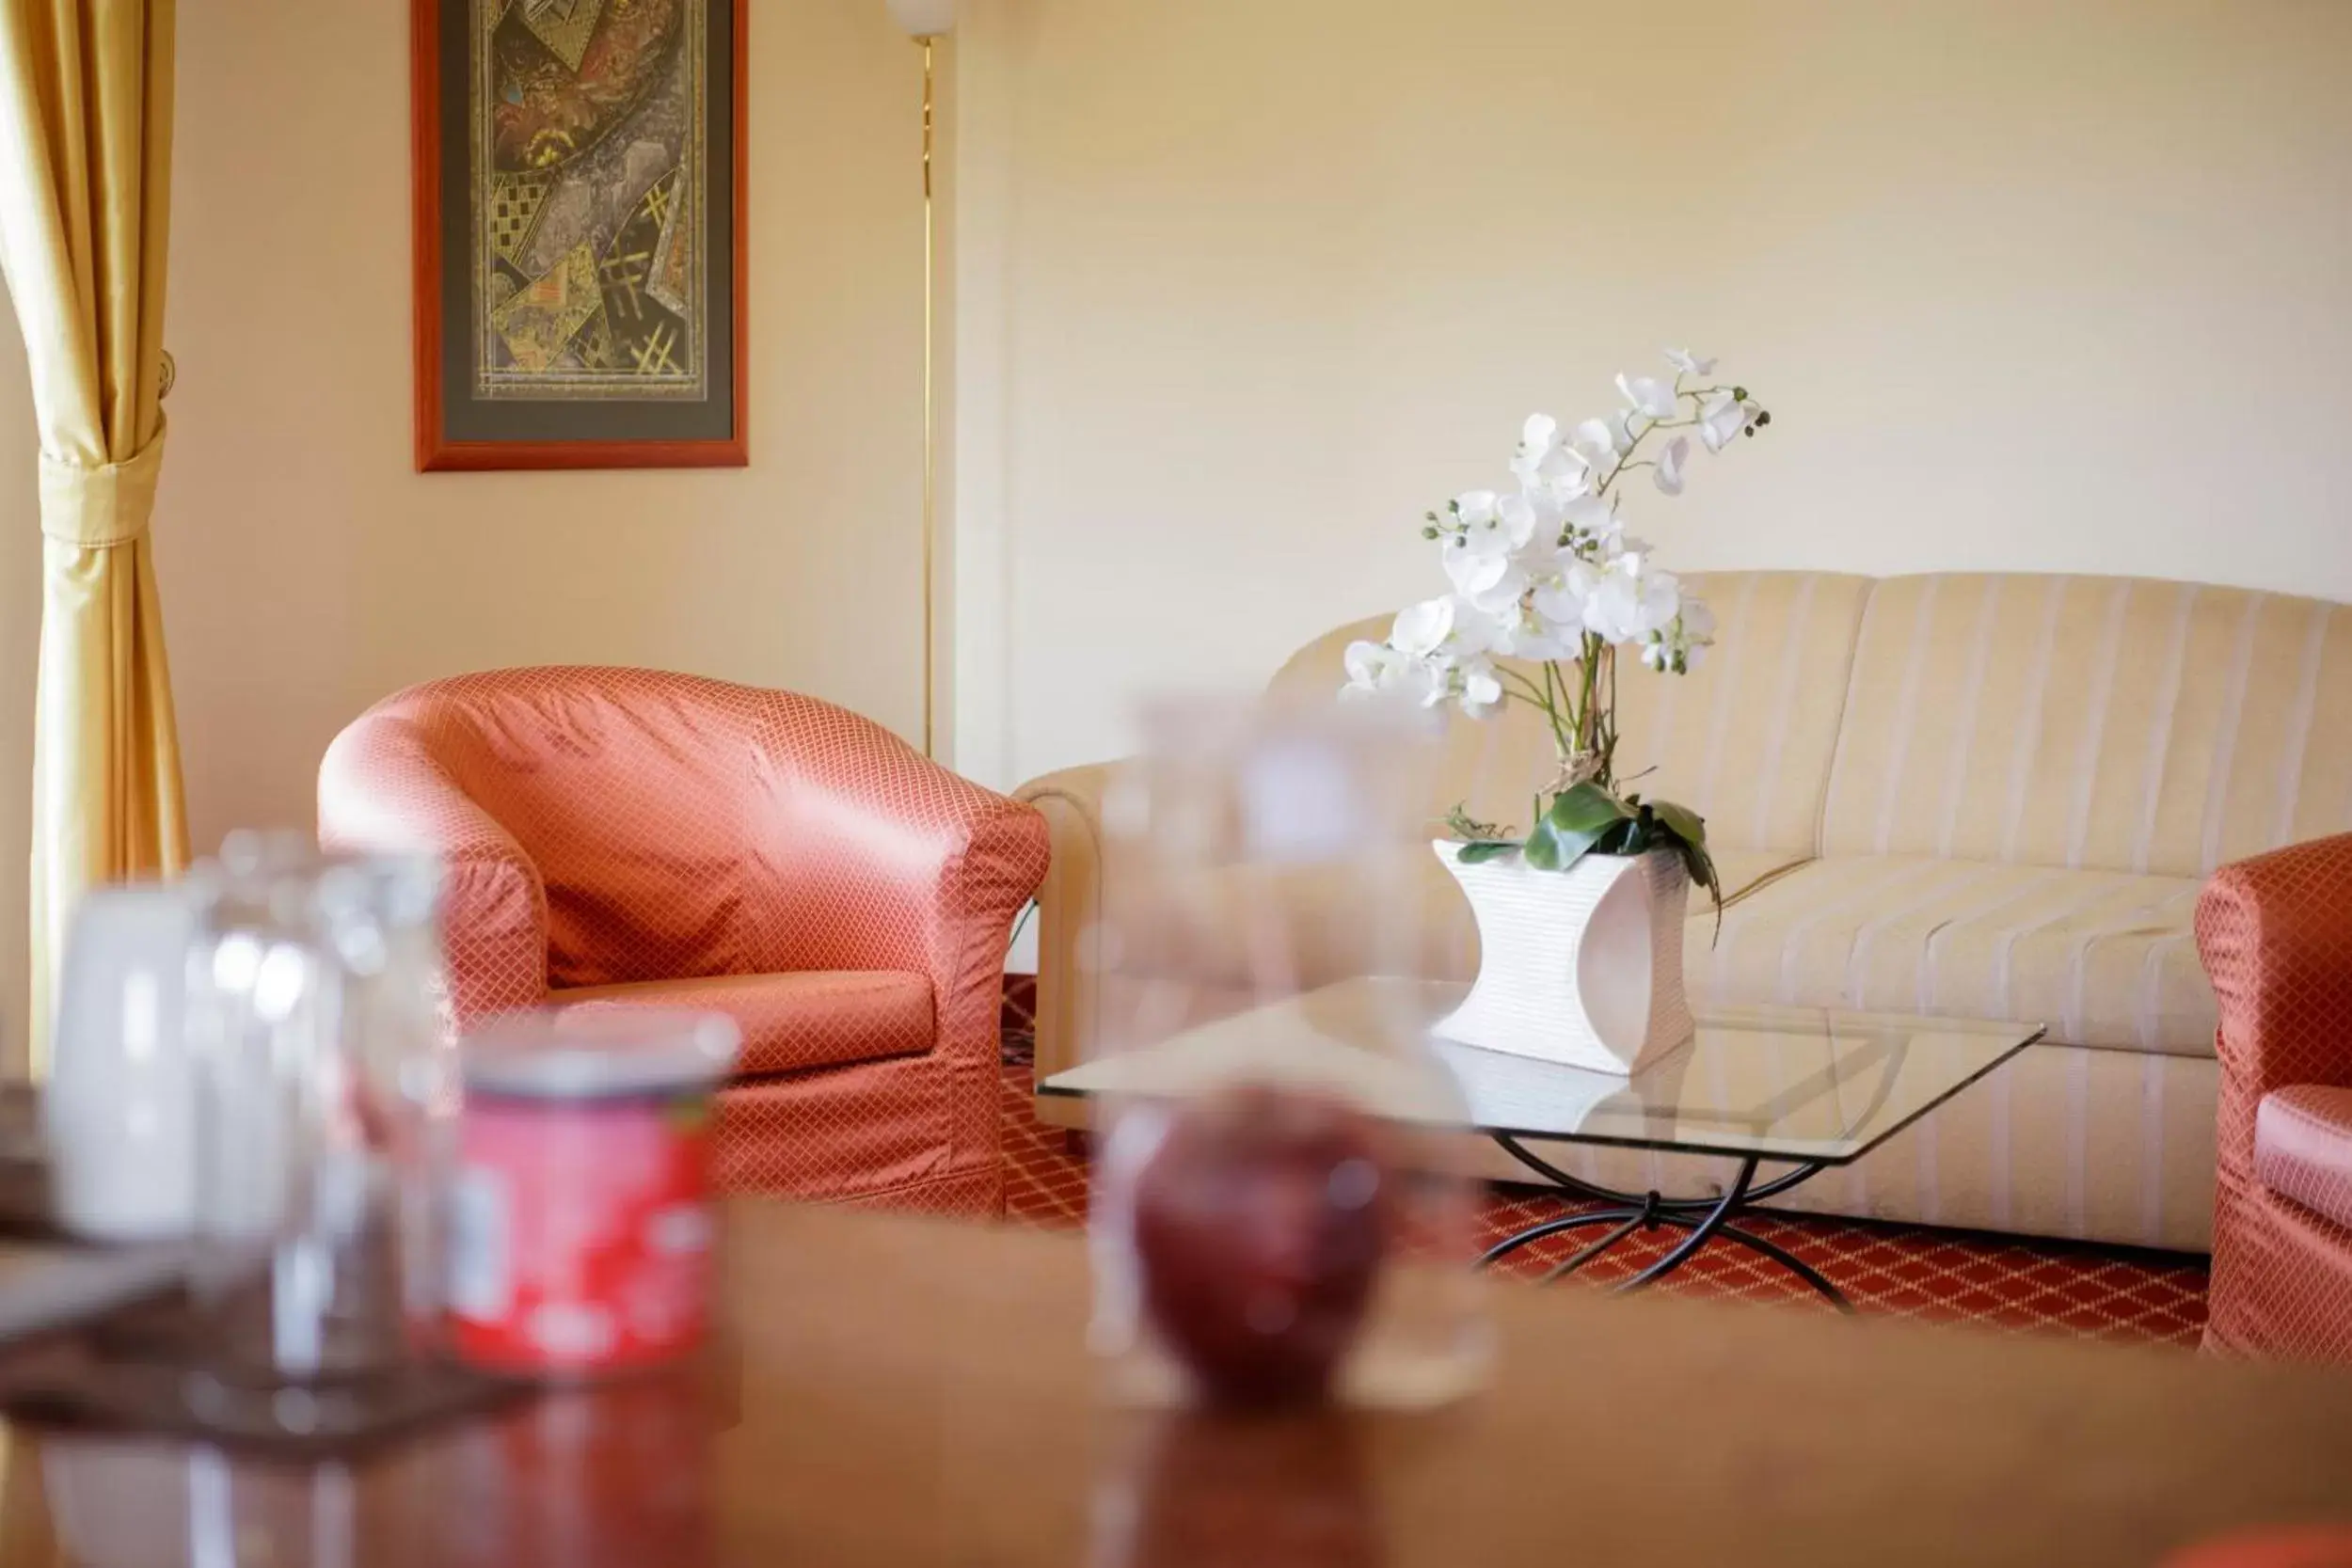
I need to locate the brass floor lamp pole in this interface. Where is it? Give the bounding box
[889,1,953,757]
[920,33,937,759]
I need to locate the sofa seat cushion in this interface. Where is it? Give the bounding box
[1692,856,2216,1055]
[2255,1086,2352,1232]
[554,971,934,1077]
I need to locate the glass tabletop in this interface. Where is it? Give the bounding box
[1038,976,2044,1166]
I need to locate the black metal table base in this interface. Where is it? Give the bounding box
[1478,1134,1855,1312]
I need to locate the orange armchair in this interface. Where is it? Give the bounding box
[318,668,1049,1216]
[2197,833,2352,1358]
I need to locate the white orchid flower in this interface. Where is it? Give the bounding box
[1453,489,1535,555]
[1581,573,1641,643]
[1382,372,1758,721]
[1343,640,1390,690]
[1699,389,1756,452]
[1352,641,1448,705]
[1680,596,1718,643]
[1516,436,1595,508]
[1581,558,1684,644]
[1571,418,1621,470]
[1470,589,1558,661]
[1533,557,1597,633]
[1655,435,1692,497]
[1493,492,1542,550]
[1469,564,1532,619]
[1443,483,1539,595]
[1445,598,1512,657]
[1631,564,1686,638]
[1561,493,1621,549]
[1511,414,1561,483]
[1616,373,1679,422]
[1676,598,1719,671]
[1456,658,1504,717]
[1390,597,1455,658]
[1508,487,1568,551]
[1441,536,1515,598]
[1508,620,1579,662]
[1639,595,1719,674]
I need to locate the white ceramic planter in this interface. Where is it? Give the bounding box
[1431,841,1695,1076]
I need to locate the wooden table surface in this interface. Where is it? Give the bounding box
[0,1199,2347,1566]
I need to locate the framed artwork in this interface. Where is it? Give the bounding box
[411,0,747,470]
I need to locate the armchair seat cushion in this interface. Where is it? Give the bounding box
[553,971,936,1077]
[2256,1086,2352,1233]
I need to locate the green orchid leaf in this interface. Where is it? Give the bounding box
[1650,798,1708,849]
[1523,815,1608,873]
[1454,840,1520,865]
[1595,816,1643,858]
[1547,782,1634,836]
[1678,839,1718,896]
[1520,783,1637,871]
[1676,835,1724,944]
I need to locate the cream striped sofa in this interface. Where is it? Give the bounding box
[1019,572,2352,1254]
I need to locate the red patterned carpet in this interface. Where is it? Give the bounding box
[995,987,2209,1348]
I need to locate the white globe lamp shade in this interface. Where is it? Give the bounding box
[886,0,955,37]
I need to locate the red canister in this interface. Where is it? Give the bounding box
[449,1008,740,1378]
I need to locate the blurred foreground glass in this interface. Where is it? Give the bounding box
[1085,695,1488,1410]
[183,832,450,1420]
[45,880,206,1242]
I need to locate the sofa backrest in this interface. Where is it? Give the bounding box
[1820,574,2352,878]
[1268,572,1874,858]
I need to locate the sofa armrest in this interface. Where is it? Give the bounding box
[1016,763,1122,1105]
[317,718,550,1025]
[2196,832,2352,1101]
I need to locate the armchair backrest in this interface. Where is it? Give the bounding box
[321,668,935,990]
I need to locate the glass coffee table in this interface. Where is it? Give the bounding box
[1040,976,2044,1313]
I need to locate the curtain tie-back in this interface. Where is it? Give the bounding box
[39,423,167,548]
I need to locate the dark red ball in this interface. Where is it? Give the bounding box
[1129,1085,1392,1409]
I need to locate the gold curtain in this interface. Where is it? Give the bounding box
[0,0,186,1071]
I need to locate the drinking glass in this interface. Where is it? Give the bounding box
[183,834,450,1431]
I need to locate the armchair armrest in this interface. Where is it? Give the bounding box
[317,716,549,1023]
[2196,832,2352,1100]
[1015,762,1123,1110]
[759,709,1050,1069]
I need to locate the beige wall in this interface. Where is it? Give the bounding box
[4,0,2350,1031]
[950,0,2352,790]
[0,0,939,1050]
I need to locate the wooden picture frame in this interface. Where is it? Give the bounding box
[411,0,748,471]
